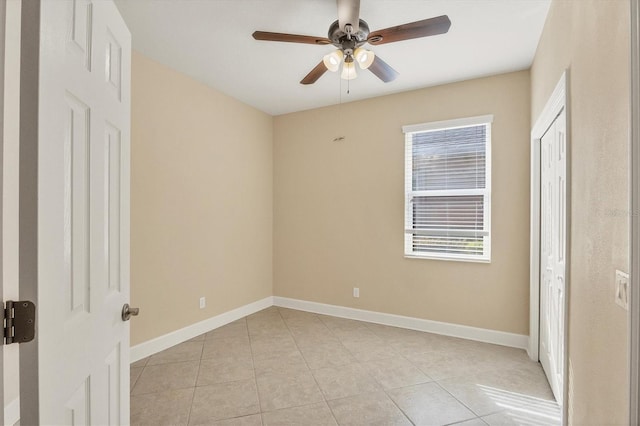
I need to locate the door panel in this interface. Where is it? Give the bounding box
[38,1,131,423]
[107,123,123,294]
[65,93,91,317]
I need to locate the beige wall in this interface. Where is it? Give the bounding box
[131,52,273,345]
[531,0,630,424]
[274,70,531,335]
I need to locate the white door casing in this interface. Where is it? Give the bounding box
[37,0,131,423]
[539,109,567,404]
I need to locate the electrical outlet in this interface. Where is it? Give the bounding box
[353,287,360,298]
[199,297,206,309]
[615,270,629,310]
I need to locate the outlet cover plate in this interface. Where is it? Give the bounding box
[199,297,206,309]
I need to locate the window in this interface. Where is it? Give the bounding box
[403,115,492,262]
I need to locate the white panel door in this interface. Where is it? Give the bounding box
[540,109,566,403]
[38,0,131,423]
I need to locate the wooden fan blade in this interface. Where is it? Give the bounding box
[337,0,360,33]
[252,31,331,45]
[368,15,451,45]
[368,55,398,83]
[301,61,329,85]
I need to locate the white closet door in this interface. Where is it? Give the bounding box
[540,109,566,404]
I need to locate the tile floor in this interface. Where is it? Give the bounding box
[130,307,561,426]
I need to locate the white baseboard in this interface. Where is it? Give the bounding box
[130,296,274,362]
[273,296,529,350]
[131,295,528,363]
[5,397,19,426]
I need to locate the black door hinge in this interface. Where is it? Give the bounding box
[4,300,35,345]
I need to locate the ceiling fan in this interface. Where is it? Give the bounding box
[252,0,451,85]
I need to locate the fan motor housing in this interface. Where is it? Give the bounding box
[328,19,370,53]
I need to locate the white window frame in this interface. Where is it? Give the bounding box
[403,115,493,263]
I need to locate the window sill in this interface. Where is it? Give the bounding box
[404,254,491,264]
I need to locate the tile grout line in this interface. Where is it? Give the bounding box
[319,315,398,393]
[184,342,205,426]
[317,315,363,357]
[139,356,203,368]
[130,384,198,398]
[442,418,487,426]
[381,332,490,422]
[363,322,465,426]
[434,380,492,420]
[296,310,415,425]
[129,355,150,395]
[129,358,147,392]
[130,353,203,398]
[245,316,266,424]
[276,308,338,419]
[380,386,416,426]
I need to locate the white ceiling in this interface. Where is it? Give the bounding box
[114,0,551,116]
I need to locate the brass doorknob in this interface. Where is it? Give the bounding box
[122,303,139,321]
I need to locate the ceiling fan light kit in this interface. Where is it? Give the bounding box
[252,0,451,86]
[354,47,375,69]
[323,50,344,72]
[341,60,357,80]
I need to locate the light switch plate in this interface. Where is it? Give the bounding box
[615,270,629,310]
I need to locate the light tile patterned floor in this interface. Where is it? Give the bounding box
[130,307,561,426]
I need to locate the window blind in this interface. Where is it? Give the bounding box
[404,117,491,261]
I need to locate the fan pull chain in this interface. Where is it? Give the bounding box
[333,74,345,142]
